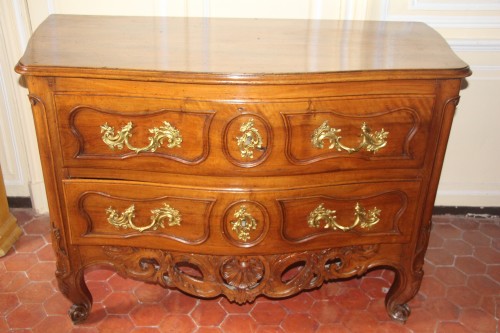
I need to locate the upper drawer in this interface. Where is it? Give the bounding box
[56,94,434,176]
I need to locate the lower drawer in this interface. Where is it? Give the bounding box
[62,179,421,254]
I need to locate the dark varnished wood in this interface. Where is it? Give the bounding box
[16,15,470,324]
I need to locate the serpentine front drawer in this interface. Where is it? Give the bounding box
[56,93,434,175]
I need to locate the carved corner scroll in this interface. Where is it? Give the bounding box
[103,244,380,304]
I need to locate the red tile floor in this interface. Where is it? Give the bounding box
[1,209,498,332]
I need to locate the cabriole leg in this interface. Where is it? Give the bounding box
[56,266,93,324]
[385,266,423,323]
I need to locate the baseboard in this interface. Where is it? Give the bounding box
[6,196,32,208]
[433,206,500,218]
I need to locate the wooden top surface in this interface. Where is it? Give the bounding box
[16,15,471,83]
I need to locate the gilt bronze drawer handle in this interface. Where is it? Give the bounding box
[236,119,263,158]
[311,121,388,154]
[231,206,258,241]
[106,203,181,233]
[307,202,380,231]
[100,121,182,153]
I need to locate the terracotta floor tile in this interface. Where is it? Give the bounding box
[427,230,444,248]
[404,308,438,332]
[436,321,474,333]
[17,281,55,303]
[103,291,138,315]
[255,326,286,333]
[0,271,29,292]
[1,209,499,332]
[359,276,392,299]
[434,266,467,286]
[459,308,498,333]
[108,273,142,291]
[0,293,19,315]
[316,323,351,333]
[455,256,487,275]
[43,292,73,315]
[161,290,198,314]
[281,313,319,333]
[33,315,74,333]
[486,265,500,283]
[443,239,474,255]
[96,315,135,333]
[446,285,481,308]
[195,326,224,333]
[158,314,196,333]
[463,230,491,246]
[341,310,380,333]
[86,280,112,303]
[432,223,462,239]
[466,275,500,296]
[418,275,447,298]
[334,287,371,310]
[3,252,38,271]
[309,299,345,324]
[36,244,56,261]
[5,303,45,329]
[250,301,286,325]
[280,291,315,312]
[13,234,46,253]
[443,216,480,231]
[479,222,500,238]
[27,261,57,281]
[190,300,227,326]
[131,328,163,333]
[424,248,455,266]
[424,298,460,321]
[134,281,169,303]
[130,303,169,326]
[473,246,500,265]
[221,314,258,333]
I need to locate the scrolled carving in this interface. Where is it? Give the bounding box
[102,244,379,304]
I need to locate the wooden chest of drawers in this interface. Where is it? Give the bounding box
[16,15,470,324]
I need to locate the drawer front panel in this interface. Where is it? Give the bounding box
[63,181,216,245]
[282,96,433,169]
[63,179,419,253]
[279,189,410,245]
[56,95,215,166]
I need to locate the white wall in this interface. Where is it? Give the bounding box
[1,0,499,213]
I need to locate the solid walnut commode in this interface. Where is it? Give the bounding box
[16,15,471,324]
